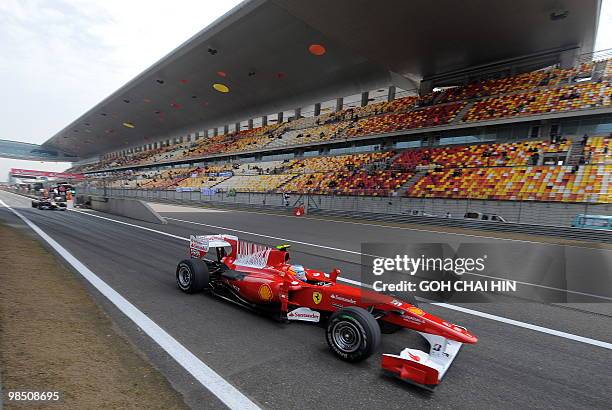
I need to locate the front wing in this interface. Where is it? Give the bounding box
[381,332,462,388]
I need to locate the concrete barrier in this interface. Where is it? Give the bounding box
[86,196,166,224]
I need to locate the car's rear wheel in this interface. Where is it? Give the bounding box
[176,259,209,294]
[326,306,381,362]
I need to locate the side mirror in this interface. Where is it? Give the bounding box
[329,268,341,282]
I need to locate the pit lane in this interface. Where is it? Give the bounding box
[1,191,610,409]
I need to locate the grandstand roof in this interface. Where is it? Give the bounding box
[43,0,601,158]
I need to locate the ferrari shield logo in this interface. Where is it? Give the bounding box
[312,291,323,305]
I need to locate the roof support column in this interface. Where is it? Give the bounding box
[314,103,321,116]
[248,119,253,129]
[361,91,369,107]
[294,107,301,119]
[559,48,578,69]
[262,115,268,126]
[214,128,218,137]
[235,122,240,132]
[387,86,396,101]
[278,112,284,123]
[335,97,343,112]
[224,125,229,134]
[419,80,433,96]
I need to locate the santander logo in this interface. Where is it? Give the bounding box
[289,312,318,319]
[287,307,321,322]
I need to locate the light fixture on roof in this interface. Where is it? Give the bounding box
[122,122,135,129]
[208,47,218,55]
[123,99,130,103]
[156,79,165,84]
[217,71,226,77]
[191,95,198,99]
[248,71,256,77]
[308,44,326,56]
[213,83,230,93]
[101,113,107,116]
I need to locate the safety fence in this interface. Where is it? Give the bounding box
[73,185,611,230]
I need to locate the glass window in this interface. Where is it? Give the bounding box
[584,218,608,227]
[396,140,421,149]
[329,147,351,155]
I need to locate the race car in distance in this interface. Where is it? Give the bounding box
[176,234,478,389]
[31,196,67,210]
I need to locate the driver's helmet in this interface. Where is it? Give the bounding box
[290,265,307,282]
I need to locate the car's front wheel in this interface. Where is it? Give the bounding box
[326,306,381,362]
[176,259,209,294]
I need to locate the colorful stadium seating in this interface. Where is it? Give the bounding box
[584,136,611,164]
[82,136,611,204]
[463,82,611,122]
[408,164,610,203]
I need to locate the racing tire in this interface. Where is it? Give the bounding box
[176,259,209,294]
[326,306,381,362]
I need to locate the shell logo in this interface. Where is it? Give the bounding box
[258,284,273,302]
[408,307,425,316]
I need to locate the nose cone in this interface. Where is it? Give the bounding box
[460,331,478,344]
[450,325,478,344]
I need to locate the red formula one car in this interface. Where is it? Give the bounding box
[176,234,477,388]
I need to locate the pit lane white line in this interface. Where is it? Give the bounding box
[150,201,612,251]
[0,200,260,410]
[67,208,612,350]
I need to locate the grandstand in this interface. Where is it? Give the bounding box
[71,58,611,205]
[20,0,609,224]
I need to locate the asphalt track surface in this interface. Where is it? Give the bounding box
[1,191,611,409]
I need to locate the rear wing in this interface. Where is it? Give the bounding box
[190,234,290,267]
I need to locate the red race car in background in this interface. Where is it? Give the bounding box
[175,234,477,389]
